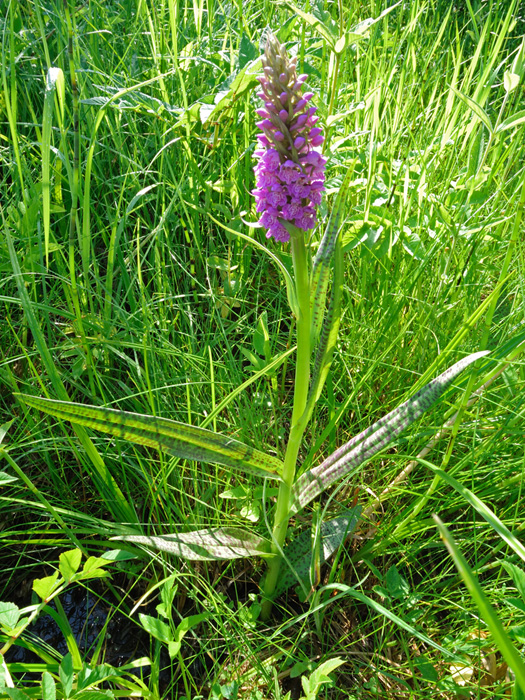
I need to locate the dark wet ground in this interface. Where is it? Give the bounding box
[3,572,254,697]
[4,576,183,695]
[6,584,141,666]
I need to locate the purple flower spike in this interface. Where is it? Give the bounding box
[252,33,325,243]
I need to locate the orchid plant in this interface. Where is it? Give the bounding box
[16,34,488,619]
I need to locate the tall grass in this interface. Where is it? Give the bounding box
[1,0,524,697]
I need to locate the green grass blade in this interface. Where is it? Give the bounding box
[5,228,136,523]
[449,83,494,134]
[425,462,525,564]
[290,351,489,515]
[309,583,465,663]
[113,527,272,561]
[208,211,299,316]
[15,395,283,480]
[434,516,525,695]
[42,67,64,267]
[495,109,525,133]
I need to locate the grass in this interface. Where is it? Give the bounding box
[1,0,525,697]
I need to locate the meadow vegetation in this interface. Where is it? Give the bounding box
[1,0,525,698]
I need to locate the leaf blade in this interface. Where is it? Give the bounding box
[290,351,489,514]
[15,394,283,479]
[310,166,353,344]
[113,527,272,561]
[448,84,493,134]
[272,508,361,597]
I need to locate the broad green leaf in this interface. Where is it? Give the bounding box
[0,602,20,629]
[0,656,12,690]
[334,36,346,54]
[59,549,82,582]
[350,1,401,36]
[504,70,520,93]
[200,57,261,126]
[434,516,525,696]
[41,672,56,700]
[302,658,345,698]
[16,394,282,480]
[310,166,353,344]
[3,689,31,700]
[76,664,116,691]
[284,2,338,48]
[495,109,525,133]
[290,352,488,515]
[239,33,257,69]
[139,614,172,643]
[511,38,525,78]
[113,527,272,561]
[59,653,74,698]
[0,472,18,485]
[272,508,360,597]
[33,572,60,601]
[513,682,525,700]
[338,1,401,52]
[448,84,493,134]
[0,420,14,445]
[100,549,136,562]
[169,613,208,658]
[80,556,111,577]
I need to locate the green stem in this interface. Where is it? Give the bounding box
[261,229,311,619]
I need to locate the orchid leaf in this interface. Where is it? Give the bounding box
[15,395,283,479]
[113,527,272,561]
[308,226,343,407]
[310,166,353,344]
[290,351,489,515]
[271,508,360,597]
